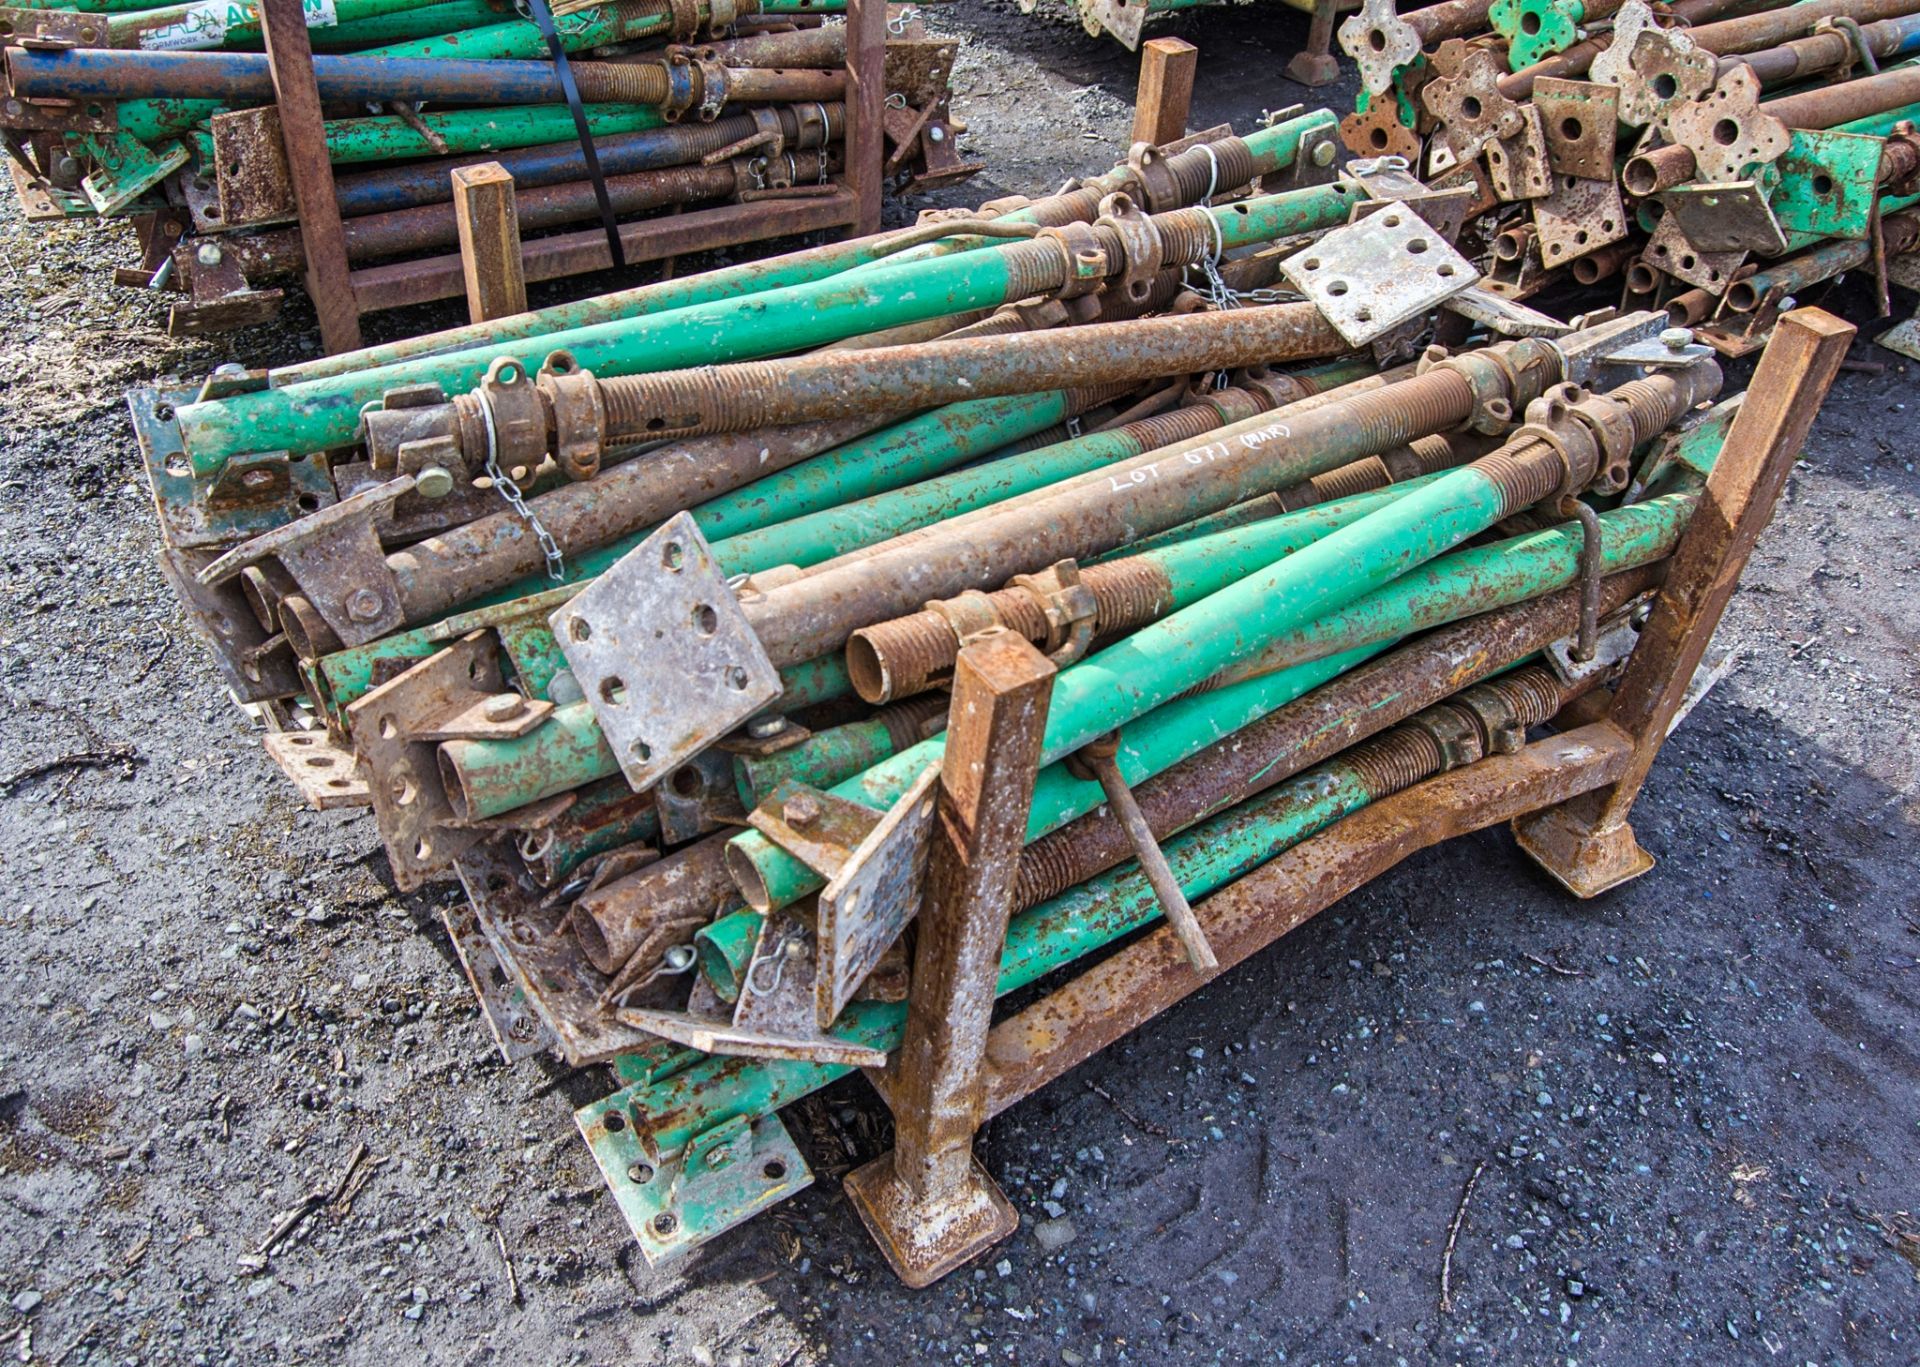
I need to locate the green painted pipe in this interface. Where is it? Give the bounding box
[182,99,667,168]
[319,0,508,46]
[434,468,1442,820]
[731,713,908,809]
[692,910,760,1005]
[107,0,431,51]
[726,489,1702,911]
[265,111,1334,385]
[603,703,1405,1162]
[361,0,838,62]
[173,178,1358,472]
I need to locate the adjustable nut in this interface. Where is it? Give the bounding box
[1008,560,1097,665]
[1567,389,1639,495]
[1093,191,1163,307]
[1125,140,1181,212]
[1409,702,1485,771]
[538,352,607,483]
[472,355,549,474]
[1038,221,1110,299]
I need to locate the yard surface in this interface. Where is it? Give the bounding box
[1,3,1916,1363]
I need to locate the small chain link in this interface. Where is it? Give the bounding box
[475,383,567,583]
[886,6,918,33]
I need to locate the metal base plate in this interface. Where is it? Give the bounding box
[439,902,554,1064]
[553,512,782,793]
[843,1150,1020,1288]
[577,1105,812,1265]
[131,386,335,551]
[262,729,369,809]
[1280,206,1478,345]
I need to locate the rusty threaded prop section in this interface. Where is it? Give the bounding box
[847,611,958,701]
[1343,727,1449,800]
[1084,556,1177,630]
[1460,664,1568,731]
[874,693,952,750]
[1475,438,1567,515]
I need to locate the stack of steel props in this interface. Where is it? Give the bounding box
[134,107,1853,1271]
[0,0,978,328]
[1335,0,1920,355]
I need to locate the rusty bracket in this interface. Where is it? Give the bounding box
[452,837,663,1064]
[1424,45,1525,161]
[348,634,552,891]
[1534,79,1619,181]
[1594,2,1714,129]
[1039,220,1110,299]
[1546,600,1646,684]
[539,351,606,482]
[0,7,104,48]
[261,728,369,809]
[1532,173,1628,266]
[1487,104,1553,201]
[196,475,413,647]
[1642,210,1746,294]
[553,512,783,793]
[1094,192,1161,308]
[211,105,298,229]
[1445,286,1573,336]
[702,106,787,165]
[814,764,939,1028]
[440,900,556,1064]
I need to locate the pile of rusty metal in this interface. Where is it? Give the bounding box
[1335,0,1920,358]
[133,106,1853,1284]
[0,0,976,335]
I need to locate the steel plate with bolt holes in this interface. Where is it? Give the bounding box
[1662,66,1788,183]
[131,386,336,550]
[577,1102,812,1266]
[1532,174,1628,266]
[453,838,666,1065]
[1642,211,1745,294]
[439,901,554,1064]
[1534,79,1620,181]
[1659,182,1786,255]
[1279,207,1477,346]
[1487,106,1553,201]
[261,730,369,809]
[552,512,781,794]
[346,632,499,890]
[1340,0,1424,96]
[1771,129,1884,240]
[196,475,415,647]
[817,764,940,1029]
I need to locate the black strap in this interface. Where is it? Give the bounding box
[523,0,626,270]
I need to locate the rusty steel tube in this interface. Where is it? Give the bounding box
[571,832,739,976]
[1571,242,1637,286]
[1685,0,1920,57]
[738,337,1572,670]
[237,153,838,276]
[1762,63,1920,133]
[1008,575,1650,912]
[1622,144,1696,197]
[587,301,1348,442]
[1726,208,1920,310]
[847,431,1486,703]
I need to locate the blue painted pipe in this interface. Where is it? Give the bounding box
[7,46,606,106]
[331,113,781,215]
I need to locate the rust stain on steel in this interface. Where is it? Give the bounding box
[980,723,1636,1117]
[1011,569,1660,910]
[572,830,741,976]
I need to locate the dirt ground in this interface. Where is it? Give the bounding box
[2,2,1918,1363]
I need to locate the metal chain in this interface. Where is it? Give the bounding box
[1184,143,1285,314]
[474,383,567,583]
[886,6,918,34]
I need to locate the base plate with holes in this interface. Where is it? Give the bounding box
[1659,182,1786,256]
[576,1099,812,1265]
[1642,211,1745,295]
[1771,128,1884,240]
[552,512,782,794]
[439,902,554,1064]
[261,730,369,809]
[1339,0,1424,96]
[1280,205,1478,346]
[1532,174,1628,266]
[130,386,334,550]
[1534,79,1621,181]
[1661,65,1789,184]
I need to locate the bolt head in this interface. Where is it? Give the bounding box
[745,714,786,740]
[703,1146,731,1170]
[928,125,946,142]
[414,464,455,500]
[1659,326,1693,352]
[344,588,384,623]
[196,242,223,267]
[782,792,821,827]
[1312,140,1336,167]
[482,693,526,723]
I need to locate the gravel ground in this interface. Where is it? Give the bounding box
[2,3,1918,1364]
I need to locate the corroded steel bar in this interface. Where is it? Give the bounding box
[572,832,738,976]
[733,334,1567,671]
[1724,209,1920,310]
[842,632,1055,1287]
[1008,570,1655,911]
[978,724,1634,1116]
